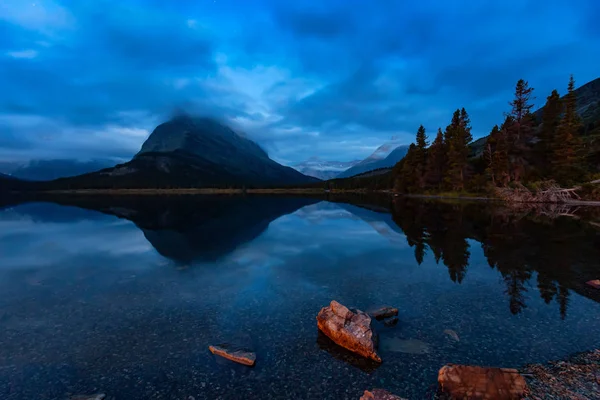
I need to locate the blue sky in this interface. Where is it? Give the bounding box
[1,0,599,165]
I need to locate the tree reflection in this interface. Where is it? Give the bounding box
[391,197,600,318]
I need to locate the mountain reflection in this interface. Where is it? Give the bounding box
[27,195,320,263]
[390,197,600,318]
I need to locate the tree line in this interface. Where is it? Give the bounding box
[393,76,598,195]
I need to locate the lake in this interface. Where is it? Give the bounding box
[1,195,599,399]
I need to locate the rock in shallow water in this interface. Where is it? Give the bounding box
[369,306,399,320]
[360,388,406,399]
[438,364,527,400]
[209,344,256,366]
[317,300,381,362]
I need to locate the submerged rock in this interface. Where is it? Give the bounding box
[360,388,406,399]
[586,279,600,289]
[317,300,381,362]
[383,317,399,327]
[438,364,527,400]
[369,306,399,320]
[209,344,256,366]
[69,395,106,400]
[380,337,430,354]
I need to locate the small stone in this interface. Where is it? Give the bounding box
[438,364,527,400]
[586,279,600,289]
[209,344,256,366]
[369,306,399,320]
[360,389,407,399]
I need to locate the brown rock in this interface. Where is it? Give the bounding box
[369,306,399,320]
[209,344,256,366]
[317,300,381,362]
[586,279,600,289]
[360,388,406,399]
[438,364,527,400]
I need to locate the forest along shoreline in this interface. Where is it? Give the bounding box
[13,188,600,207]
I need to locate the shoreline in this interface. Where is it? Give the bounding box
[520,349,599,399]
[4,188,600,205]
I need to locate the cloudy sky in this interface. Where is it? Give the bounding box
[1,0,599,166]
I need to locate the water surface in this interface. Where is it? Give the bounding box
[1,196,599,399]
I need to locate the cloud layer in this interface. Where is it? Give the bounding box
[1,0,599,164]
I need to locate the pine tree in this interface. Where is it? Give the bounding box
[506,79,535,182]
[425,128,445,189]
[414,125,428,190]
[444,109,472,191]
[484,125,499,185]
[394,144,418,193]
[538,89,562,176]
[552,75,585,185]
[493,129,510,187]
[484,124,510,188]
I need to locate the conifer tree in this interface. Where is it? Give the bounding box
[444,109,472,191]
[553,75,584,185]
[394,144,418,193]
[538,89,562,175]
[425,128,445,189]
[506,79,535,182]
[414,125,428,190]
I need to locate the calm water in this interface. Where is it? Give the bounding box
[1,195,599,399]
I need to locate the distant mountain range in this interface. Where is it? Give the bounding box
[337,141,410,179]
[42,116,319,189]
[294,158,361,180]
[0,159,116,181]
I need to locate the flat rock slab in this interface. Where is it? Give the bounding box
[209,344,256,366]
[586,279,600,289]
[369,306,399,320]
[438,364,527,400]
[317,300,381,362]
[360,389,407,399]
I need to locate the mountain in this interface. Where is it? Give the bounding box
[336,142,410,179]
[47,116,319,189]
[4,159,116,181]
[294,157,361,180]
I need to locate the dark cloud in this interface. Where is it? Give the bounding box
[0,0,598,164]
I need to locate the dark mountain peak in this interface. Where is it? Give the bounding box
[136,115,269,161]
